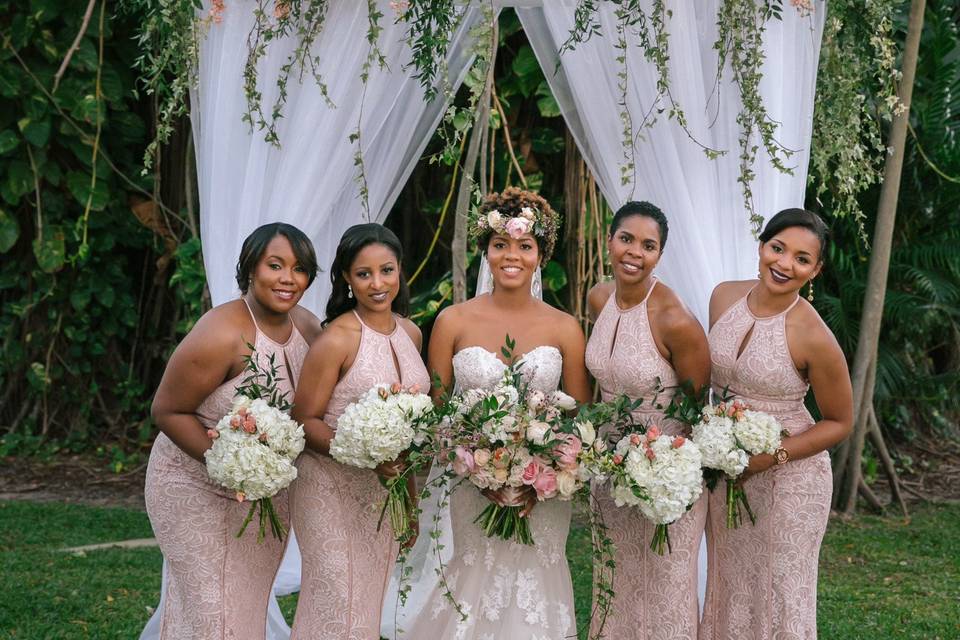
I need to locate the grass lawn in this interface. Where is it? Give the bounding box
[1,500,957,639]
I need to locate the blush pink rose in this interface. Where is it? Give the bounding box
[452,446,475,475]
[645,447,656,461]
[521,459,541,485]
[242,415,257,434]
[554,434,582,471]
[229,415,242,429]
[630,433,642,446]
[612,454,624,465]
[504,216,532,239]
[672,436,686,449]
[646,425,662,441]
[533,465,558,499]
[207,429,219,439]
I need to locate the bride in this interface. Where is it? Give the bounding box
[388,188,591,639]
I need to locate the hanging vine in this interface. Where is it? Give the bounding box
[809,0,902,240]
[126,0,899,232]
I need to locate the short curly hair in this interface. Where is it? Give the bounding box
[472,187,560,266]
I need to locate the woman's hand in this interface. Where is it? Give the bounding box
[401,519,419,550]
[738,453,776,484]
[375,457,407,481]
[481,485,538,517]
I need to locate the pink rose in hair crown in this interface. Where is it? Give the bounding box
[504,217,532,239]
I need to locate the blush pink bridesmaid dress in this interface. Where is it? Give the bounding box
[585,278,708,640]
[700,289,832,640]
[144,301,309,639]
[289,311,429,640]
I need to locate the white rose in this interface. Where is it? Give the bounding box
[526,390,546,412]
[551,391,578,411]
[576,420,596,446]
[487,210,502,228]
[526,420,552,445]
[556,470,578,498]
[473,448,492,467]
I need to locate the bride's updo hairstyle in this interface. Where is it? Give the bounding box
[470,187,560,266]
[758,208,829,263]
[324,223,410,327]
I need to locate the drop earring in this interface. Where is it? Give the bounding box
[347,284,353,299]
[807,280,814,303]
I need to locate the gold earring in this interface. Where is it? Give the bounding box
[807,280,814,302]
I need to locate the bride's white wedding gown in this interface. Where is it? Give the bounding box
[390,345,577,640]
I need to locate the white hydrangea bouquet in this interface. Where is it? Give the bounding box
[692,399,785,528]
[205,348,305,542]
[607,424,704,554]
[330,382,435,543]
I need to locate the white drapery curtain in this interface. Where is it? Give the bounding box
[516,0,825,326]
[193,0,485,314]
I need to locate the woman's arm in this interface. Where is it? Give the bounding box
[742,316,853,478]
[661,305,711,394]
[151,311,242,462]
[291,327,351,455]
[426,307,458,403]
[559,315,592,404]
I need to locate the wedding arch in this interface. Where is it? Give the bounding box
[130,0,899,324]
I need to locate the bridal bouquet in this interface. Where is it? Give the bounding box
[692,400,784,528]
[330,382,435,542]
[607,424,704,554]
[205,350,305,542]
[444,338,594,545]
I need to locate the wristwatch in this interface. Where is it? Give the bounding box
[774,447,790,465]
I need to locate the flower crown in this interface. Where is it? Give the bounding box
[469,206,552,243]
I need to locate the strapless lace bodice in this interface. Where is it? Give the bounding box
[452,345,562,393]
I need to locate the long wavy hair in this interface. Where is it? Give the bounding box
[324,223,410,327]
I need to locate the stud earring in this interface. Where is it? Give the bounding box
[347,284,353,299]
[807,280,814,303]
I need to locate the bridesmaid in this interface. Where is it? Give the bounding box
[700,208,853,640]
[144,223,322,639]
[289,223,429,639]
[585,201,711,639]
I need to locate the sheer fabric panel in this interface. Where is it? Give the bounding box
[193,0,484,313]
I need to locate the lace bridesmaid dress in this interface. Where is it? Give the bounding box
[584,278,707,639]
[700,290,831,640]
[289,311,429,640]
[401,346,576,640]
[143,301,309,639]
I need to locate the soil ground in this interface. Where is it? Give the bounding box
[1,436,958,513]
